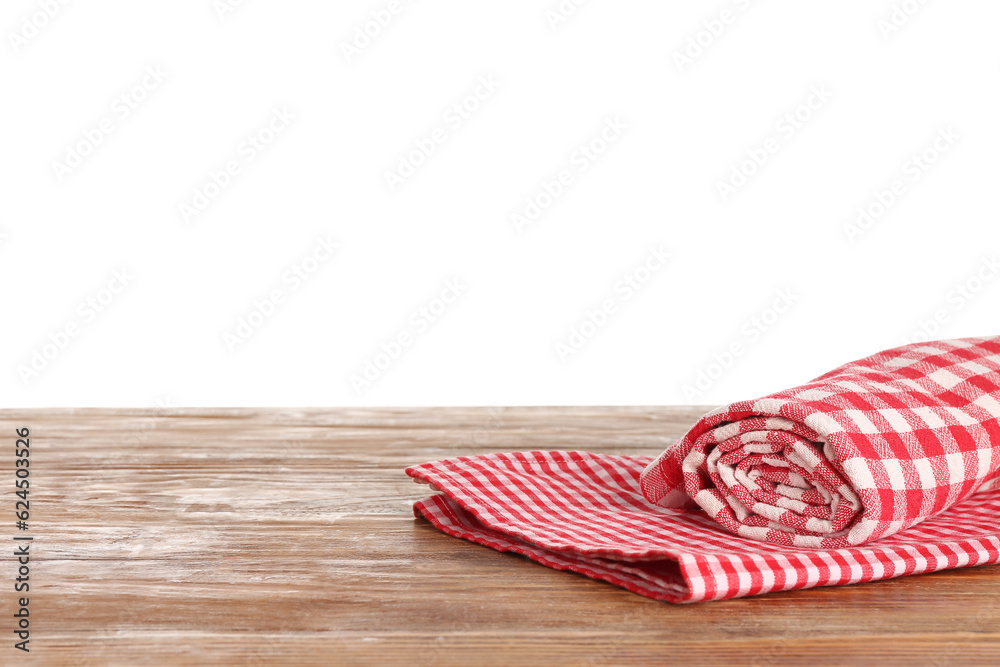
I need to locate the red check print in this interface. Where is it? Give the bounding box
[407,337,1000,601]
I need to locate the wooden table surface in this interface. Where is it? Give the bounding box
[5,406,1000,665]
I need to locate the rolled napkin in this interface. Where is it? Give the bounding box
[640,336,1000,548]
[407,337,1000,602]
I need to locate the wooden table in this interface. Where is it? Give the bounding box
[6,407,1000,665]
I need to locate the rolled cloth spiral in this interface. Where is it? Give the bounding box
[407,337,1000,601]
[639,336,1000,548]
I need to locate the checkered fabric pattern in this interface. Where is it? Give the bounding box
[406,337,1000,601]
[641,336,1000,548]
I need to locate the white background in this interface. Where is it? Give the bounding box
[2,0,998,408]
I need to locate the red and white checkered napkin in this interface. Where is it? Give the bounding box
[406,337,1000,602]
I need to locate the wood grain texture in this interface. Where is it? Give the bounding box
[2,406,999,666]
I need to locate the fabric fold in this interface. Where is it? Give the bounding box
[640,336,1000,548]
[406,336,1000,601]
